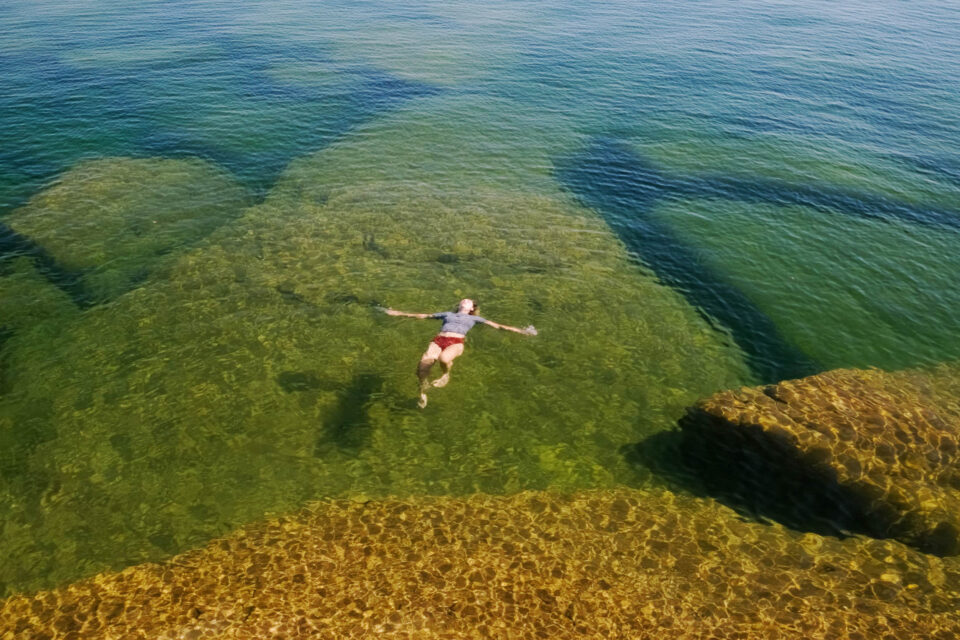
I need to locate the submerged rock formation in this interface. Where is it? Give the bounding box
[0,108,749,596]
[7,157,250,303]
[2,488,959,639]
[679,366,960,555]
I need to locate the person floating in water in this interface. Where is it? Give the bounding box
[383,298,536,408]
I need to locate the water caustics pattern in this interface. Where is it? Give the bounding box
[1,0,960,611]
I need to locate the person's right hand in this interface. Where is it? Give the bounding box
[384,308,399,316]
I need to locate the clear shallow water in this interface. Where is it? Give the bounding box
[1,0,959,595]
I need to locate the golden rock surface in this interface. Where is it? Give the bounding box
[684,366,960,555]
[2,488,959,639]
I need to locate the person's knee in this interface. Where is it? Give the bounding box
[419,357,436,368]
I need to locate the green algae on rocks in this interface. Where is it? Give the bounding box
[0,177,747,596]
[0,112,749,595]
[7,157,251,303]
[272,95,576,202]
[0,96,747,597]
[0,257,78,338]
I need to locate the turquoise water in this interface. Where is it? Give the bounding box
[1,0,960,595]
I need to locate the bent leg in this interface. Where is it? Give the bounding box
[417,342,442,408]
[432,343,465,388]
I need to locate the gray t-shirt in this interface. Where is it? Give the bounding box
[431,311,487,335]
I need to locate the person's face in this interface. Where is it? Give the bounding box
[459,298,475,313]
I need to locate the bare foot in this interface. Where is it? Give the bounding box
[431,374,450,388]
[418,392,428,409]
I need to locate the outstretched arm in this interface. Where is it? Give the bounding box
[384,308,434,319]
[486,320,537,335]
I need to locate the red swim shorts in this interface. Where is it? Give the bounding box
[432,335,465,350]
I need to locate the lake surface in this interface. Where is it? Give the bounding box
[1,0,959,596]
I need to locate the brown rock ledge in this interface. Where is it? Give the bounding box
[2,488,959,639]
[679,366,960,555]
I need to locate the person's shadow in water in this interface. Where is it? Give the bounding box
[315,372,384,456]
[276,370,386,457]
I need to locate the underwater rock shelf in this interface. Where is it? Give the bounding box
[6,157,250,304]
[680,366,960,556]
[2,488,959,639]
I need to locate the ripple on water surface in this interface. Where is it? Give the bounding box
[2,0,960,618]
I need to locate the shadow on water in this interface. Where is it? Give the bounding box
[276,371,331,393]
[276,370,383,455]
[555,138,819,383]
[316,373,383,456]
[137,40,441,198]
[0,325,13,395]
[624,428,871,542]
[624,411,958,556]
[0,221,91,307]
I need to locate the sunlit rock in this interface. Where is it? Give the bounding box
[2,488,957,638]
[680,366,960,555]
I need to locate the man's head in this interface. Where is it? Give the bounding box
[458,298,478,315]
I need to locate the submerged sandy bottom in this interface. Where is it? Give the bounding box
[3,487,959,639]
